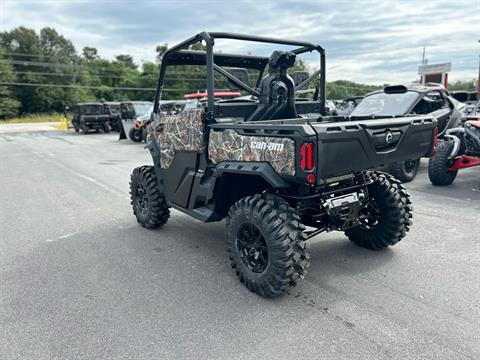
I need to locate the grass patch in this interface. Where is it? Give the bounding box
[1,113,64,124]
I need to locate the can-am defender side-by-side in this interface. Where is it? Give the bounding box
[428,120,480,185]
[71,103,111,134]
[129,32,437,297]
[349,84,463,182]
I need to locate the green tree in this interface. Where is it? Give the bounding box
[156,43,168,63]
[82,46,98,61]
[114,54,136,70]
[448,80,476,91]
[0,47,21,119]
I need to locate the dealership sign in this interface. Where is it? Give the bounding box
[418,62,452,75]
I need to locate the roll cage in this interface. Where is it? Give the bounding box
[153,32,326,117]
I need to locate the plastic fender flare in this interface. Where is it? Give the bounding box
[206,161,289,204]
[146,139,165,192]
[443,134,462,159]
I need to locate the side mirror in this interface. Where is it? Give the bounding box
[227,68,250,90]
[292,71,309,90]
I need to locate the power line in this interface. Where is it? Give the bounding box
[0,82,156,91]
[10,70,210,82]
[0,59,83,68]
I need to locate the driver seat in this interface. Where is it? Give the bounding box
[246,51,298,122]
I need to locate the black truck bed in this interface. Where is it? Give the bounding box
[311,116,437,179]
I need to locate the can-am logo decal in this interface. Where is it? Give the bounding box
[250,141,284,151]
[385,131,393,143]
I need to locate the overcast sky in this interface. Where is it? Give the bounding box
[1,0,479,84]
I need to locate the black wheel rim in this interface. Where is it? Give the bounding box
[236,223,269,273]
[403,160,417,174]
[135,184,149,215]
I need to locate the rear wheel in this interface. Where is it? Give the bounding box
[428,141,457,186]
[387,158,420,183]
[345,171,412,250]
[226,194,309,297]
[130,166,170,229]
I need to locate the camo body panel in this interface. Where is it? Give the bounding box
[147,109,205,168]
[209,129,295,176]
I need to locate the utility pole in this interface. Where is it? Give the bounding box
[420,47,426,85]
[477,40,480,98]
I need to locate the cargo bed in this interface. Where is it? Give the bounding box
[311,116,437,179]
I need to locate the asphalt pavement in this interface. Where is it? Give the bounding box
[1,125,479,360]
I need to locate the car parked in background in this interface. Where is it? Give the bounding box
[451,90,478,104]
[71,103,111,134]
[103,101,121,132]
[349,84,463,182]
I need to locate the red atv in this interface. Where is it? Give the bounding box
[428,120,480,185]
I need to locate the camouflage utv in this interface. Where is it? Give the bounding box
[129,32,437,297]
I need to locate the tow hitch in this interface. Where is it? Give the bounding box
[324,193,363,230]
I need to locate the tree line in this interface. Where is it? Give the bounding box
[0,26,477,119]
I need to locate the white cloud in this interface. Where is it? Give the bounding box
[1,0,478,84]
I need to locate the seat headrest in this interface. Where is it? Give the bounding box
[269,51,296,70]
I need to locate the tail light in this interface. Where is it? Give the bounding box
[300,142,316,184]
[300,143,315,170]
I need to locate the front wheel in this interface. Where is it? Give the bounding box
[130,166,170,229]
[129,128,143,142]
[428,141,458,186]
[387,158,420,183]
[345,171,413,250]
[226,194,310,297]
[103,123,110,133]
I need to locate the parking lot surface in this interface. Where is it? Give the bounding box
[1,128,479,360]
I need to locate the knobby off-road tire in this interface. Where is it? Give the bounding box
[345,171,413,250]
[130,166,170,229]
[226,194,310,297]
[428,141,457,186]
[387,158,420,183]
